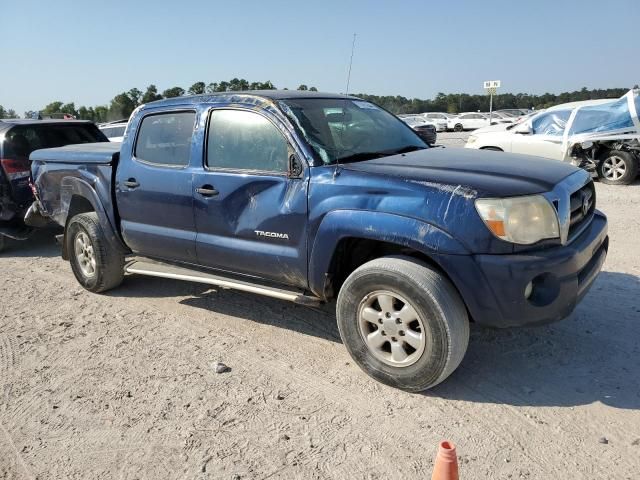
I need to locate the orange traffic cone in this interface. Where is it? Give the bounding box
[431,440,459,480]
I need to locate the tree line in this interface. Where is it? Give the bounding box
[1,80,633,123]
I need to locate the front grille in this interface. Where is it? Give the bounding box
[568,181,595,239]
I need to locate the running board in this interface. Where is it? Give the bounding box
[124,260,320,305]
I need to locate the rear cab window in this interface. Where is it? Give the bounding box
[134,111,196,167]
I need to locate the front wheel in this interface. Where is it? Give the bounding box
[453,124,464,132]
[597,149,638,185]
[67,212,124,292]
[336,256,469,392]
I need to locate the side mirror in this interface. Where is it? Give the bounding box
[514,122,532,134]
[288,154,303,178]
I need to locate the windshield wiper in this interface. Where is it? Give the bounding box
[385,145,427,155]
[334,145,427,165]
[334,152,387,164]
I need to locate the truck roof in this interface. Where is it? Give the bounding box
[144,90,362,109]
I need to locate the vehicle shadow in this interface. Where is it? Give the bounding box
[0,229,61,258]
[110,274,342,343]
[428,270,640,410]
[110,270,639,409]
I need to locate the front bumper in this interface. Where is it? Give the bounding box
[438,211,608,328]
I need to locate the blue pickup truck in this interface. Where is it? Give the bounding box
[29,91,609,391]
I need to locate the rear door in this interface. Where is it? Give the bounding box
[115,109,198,262]
[192,108,309,288]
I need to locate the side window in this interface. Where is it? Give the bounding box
[531,110,571,136]
[207,109,288,173]
[135,111,196,166]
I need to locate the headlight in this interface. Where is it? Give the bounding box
[467,135,478,144]
[475,195,559,244]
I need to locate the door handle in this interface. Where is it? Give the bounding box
[196,185,219,197]
[123,178,140,189]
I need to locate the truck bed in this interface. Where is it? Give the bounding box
[29,142,120,165]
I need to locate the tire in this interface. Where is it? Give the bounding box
[336,256,469,392]
[597,149,638,185]
[66,212,124,292]
[453,124,464,132]
[0,235,6,253]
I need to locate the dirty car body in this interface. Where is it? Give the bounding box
[29,91,609,390]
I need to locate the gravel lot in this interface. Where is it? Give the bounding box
[1,137,639,479]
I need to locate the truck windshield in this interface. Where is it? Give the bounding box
[279,98,427,165]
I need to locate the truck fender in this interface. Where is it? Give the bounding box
[59,177,128,260]
[308,210,470,298]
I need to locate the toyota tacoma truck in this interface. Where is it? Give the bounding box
[28,91,609,392]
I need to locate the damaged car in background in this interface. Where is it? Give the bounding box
[465,89,640,185]
[0,119,108,252]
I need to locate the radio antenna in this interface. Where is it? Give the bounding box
[345,33,357,96]
[335,33,357,179]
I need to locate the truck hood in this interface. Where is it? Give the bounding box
[343,147,578,197]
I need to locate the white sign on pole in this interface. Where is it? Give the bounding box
[483,80,501,89]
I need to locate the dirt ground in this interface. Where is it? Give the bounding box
[1,139,639,479]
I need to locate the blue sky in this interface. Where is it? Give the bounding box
[2,0,638,115]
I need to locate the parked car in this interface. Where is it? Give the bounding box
[484,111,515,124]
[496,109,532,117]
[465,91,640,185]
[400,116,437,144]
[0,119,108,251]
[98,120,128,142]
[29,91,608,392]
[419,113,448,132]
[447,113,490,131]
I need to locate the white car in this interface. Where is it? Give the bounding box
[98,121,128,142]
[484,112,514,124]
[420,112,449,132]
[465,94,640,185]
[447,113,490,132]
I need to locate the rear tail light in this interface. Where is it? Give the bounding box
[0,158,31,181]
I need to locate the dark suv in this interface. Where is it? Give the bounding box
[0,119,108,251]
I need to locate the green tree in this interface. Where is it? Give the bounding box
[127,88,143,106]
[94,106,109,123]
[61,103,78,117]
[141,84,162,104]
[109,93,136,120]
[162,86,185,98]
[188,82,206,95]
[309,86,318,92]
[42,101,64,114]
[297,84,308,91]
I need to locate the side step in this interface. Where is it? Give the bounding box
[124,260,321,305]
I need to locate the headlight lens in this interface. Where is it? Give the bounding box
[475,195,559,244]
[467,135,477,144]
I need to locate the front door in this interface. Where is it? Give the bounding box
[115,110,198,263]
[192,108,309,288]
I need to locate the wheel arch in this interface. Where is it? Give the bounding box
[60,177,128,259]
[308,210,469,300]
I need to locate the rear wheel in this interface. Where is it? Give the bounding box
[336,256,469,392]
[453,124,464,132]
[67,212,124,292]
[597,149,638,185]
